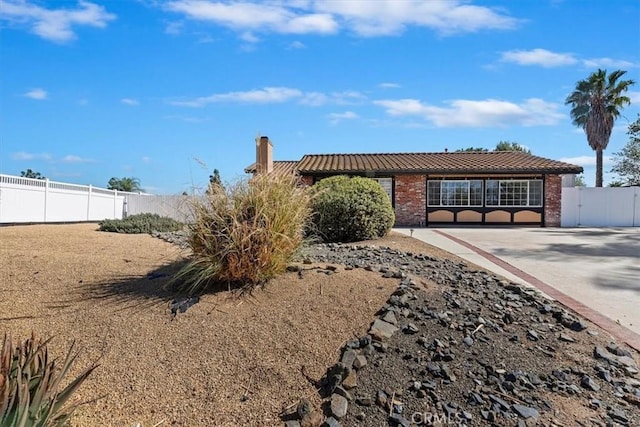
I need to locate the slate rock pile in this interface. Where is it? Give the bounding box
[288,243,639,427]
[151,234,639,426]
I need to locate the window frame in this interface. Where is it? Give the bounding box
[427,179,484,207]
[485,179,543,207]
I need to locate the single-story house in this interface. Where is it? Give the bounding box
[246,136,583,227]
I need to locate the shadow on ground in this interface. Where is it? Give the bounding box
[76,259,191,315]
[594,266,640,294]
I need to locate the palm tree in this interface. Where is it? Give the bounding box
[565,69,635,187]
[107,177,143,192]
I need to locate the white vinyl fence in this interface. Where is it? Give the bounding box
[0,174,193,224]
[562,186,640,227]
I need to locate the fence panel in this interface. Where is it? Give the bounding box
[561,187,639,227]
[0,174,190,223]
[125,193,194,223]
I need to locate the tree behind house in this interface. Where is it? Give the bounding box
[610,114,640,186]
[20,169,46,179]
[107,177,144,192]
[495,141,531,153]
[565,69,635,187]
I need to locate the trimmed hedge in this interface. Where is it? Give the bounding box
[98,213,183,234]
[310,175,395,243]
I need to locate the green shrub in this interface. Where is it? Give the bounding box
[0,333,98,427]
[171,173,312,295]
[310,175,395,243]
[98,213,183,234]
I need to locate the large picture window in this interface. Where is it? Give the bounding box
[485,180,543,207]
[427,180,483,206]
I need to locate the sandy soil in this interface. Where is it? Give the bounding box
[1,224,433,426]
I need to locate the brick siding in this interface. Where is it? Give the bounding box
[394,175,426,226]
[544,174,562,227]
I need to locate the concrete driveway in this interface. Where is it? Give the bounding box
[396,227,640,347]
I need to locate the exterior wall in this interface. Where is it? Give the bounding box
[299,175,314,186]
[394,174,426,226]
[544,174,562,227]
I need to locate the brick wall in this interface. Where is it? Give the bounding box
[544,174,562,227]
[394,175,426,226]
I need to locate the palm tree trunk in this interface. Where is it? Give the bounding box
[596,148,603,187]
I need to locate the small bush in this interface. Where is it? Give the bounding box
[171,173,312,295]
[310,175,395,243]
[0,333,98,427]
[98,213,183,234]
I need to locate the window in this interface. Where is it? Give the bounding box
[372,177,393,202]
[427,180,483,206]
[485,180,543,207]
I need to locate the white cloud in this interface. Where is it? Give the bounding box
[582,57,638,69]
[121,98,139,106]
[240,31,259,43]
[559,155,613,167]
[142,156,151,163]
[378,82,401,89]
[164,0,519,38]
[23,88,47,100]
[498,48,637,69]
[165,21,184,35]
[314,0,520,36]
[169,87,303,107]
[165,0,338,36]
[169,87,366,107]
[374,97,564,127]
[500,48,577,67]
[0,0,116,42]
[61,155,93,163]
[327,110,359,125]
[287,40,305,49]
[11,151,51,161]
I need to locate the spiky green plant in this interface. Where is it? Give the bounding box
[0,333,98,427]
[171,173,313,295]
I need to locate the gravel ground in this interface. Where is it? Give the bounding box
[2,224,638,427]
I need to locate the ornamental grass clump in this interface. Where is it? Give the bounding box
[172,173,312,295]
[0,333,98,427]
[311,175,395,243]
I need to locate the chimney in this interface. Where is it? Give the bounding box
[255,135,273,174]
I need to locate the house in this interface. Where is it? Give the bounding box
[246,136,583,227]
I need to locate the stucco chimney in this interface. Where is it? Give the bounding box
[255,136,273,174]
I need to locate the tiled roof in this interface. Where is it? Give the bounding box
[244,160,298,175]
[294,152,583,174]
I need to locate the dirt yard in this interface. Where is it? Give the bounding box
[2,224,637,427]
[0,224,434,426]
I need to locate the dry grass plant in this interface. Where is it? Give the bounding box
[170,173,313,295]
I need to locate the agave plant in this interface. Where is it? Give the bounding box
[0,333,98,427]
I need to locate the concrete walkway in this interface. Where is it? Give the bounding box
[395,227,640,351]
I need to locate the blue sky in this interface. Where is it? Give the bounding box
[1,0,639,193]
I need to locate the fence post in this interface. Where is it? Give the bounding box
[634,188,638,227]
[44,178,50,222]
[113,189,118,219]
[87,184,92,221]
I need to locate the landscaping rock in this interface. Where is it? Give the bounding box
[368,319,398,340]
[330,394,348,419]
